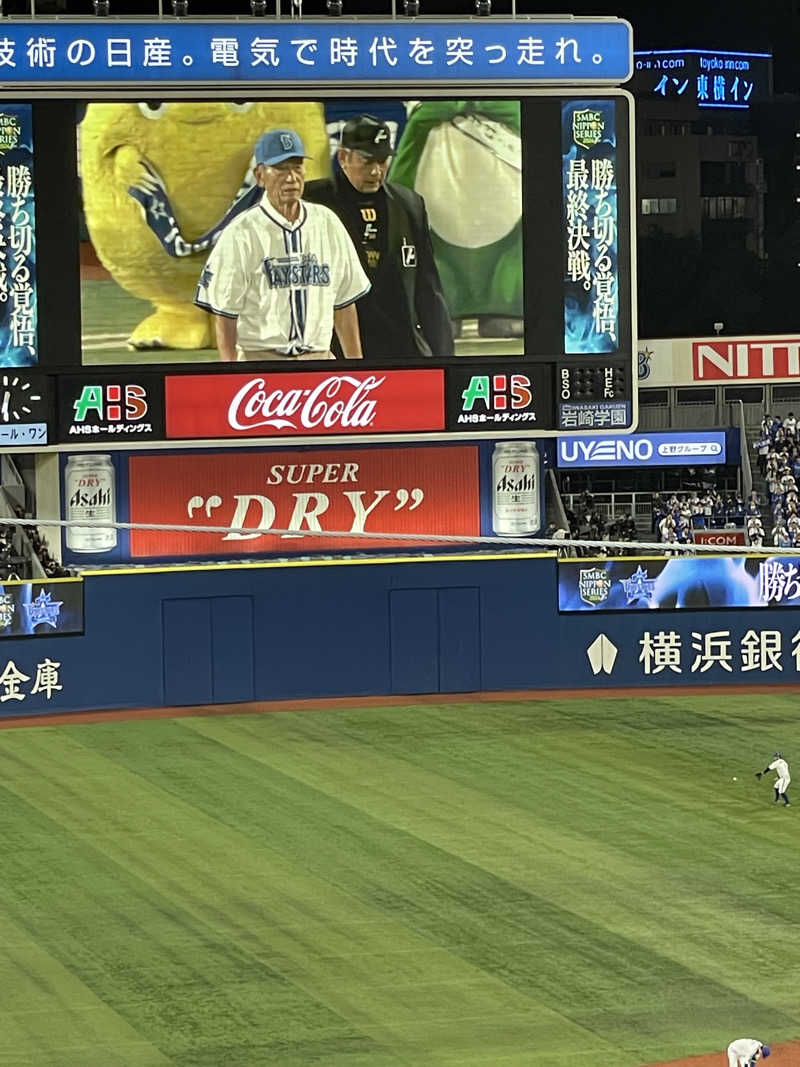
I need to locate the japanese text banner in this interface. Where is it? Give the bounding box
[0,104,37,367]
[563,98,619,355]
[0,22,632,84]
[560,555,800,612]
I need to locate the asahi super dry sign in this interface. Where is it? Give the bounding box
[127,446,480,557]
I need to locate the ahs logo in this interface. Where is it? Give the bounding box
[461,374,532,412]
[73,384,148,423]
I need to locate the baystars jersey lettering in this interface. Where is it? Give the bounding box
[195,197,370,355]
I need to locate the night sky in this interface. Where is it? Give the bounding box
[15,0,800,95]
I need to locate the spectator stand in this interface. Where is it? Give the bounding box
[755,411,800,549]
[0,455,73,581]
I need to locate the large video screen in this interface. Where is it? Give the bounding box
[77,98,527,367]
[74,95,631,362]
[12,93,633,439]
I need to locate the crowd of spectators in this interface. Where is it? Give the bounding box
[1,508,75,580]
[560,491,639,556]
[651,489,750,545]
[0,526,24,580]
[752,413,800,548]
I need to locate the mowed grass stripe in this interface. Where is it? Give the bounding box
[2,725,616,1066]
[0,911,173,1067]
[0,733,407,1066]
[0,696,797,1065]
[177,707,800,1059]
[52,721,622,1066]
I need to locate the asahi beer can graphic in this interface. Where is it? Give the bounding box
[64,454,117,553]
[492,441,540,535]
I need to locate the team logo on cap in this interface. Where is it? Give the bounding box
[280,133,295,151]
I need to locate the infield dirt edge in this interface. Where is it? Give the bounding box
[646,1041,800,1067]
[4,682,800,730]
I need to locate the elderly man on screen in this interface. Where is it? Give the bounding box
[195,128,370,361]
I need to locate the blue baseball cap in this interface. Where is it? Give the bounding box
[255,129,311,167]
[762,1046,771,1058]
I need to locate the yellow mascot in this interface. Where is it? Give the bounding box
[80,101,331,351]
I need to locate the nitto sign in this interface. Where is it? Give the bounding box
[693,340,800,381]
[165,370,444,440]
[558,432,727,467]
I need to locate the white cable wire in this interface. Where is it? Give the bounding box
[2,515,792,556]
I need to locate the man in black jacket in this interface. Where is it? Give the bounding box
[304,115,454,364]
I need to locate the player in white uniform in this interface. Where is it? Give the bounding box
[726,1038,770,1066]
[195,128,370,361]
[756,752,790,806]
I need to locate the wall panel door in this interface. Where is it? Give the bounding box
[162,598,213,706]
[212,596,255,704]
[439,588,481,693]
[389,589,438,694]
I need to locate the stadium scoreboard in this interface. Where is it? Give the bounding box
[0,17,637,447]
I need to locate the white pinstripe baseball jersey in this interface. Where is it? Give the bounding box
[195,196,370,355]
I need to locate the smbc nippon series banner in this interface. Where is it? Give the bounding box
[559,555,800,612]
[0,104,37,367]
[0,579,83,636]
[562,98,618,356]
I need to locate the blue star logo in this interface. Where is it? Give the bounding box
[24,589,63,629]
[619,565,656,604]
[148,197,167,221]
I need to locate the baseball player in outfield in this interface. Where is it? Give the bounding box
[756,752,790,806]
[727,1038,771,1066]
[195,128,370,361]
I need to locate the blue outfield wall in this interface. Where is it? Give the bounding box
[2,554,800,718]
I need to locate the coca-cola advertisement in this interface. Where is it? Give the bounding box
[164,369,444,439]
[127,445,480,557]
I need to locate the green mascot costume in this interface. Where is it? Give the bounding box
[389,99,523,340]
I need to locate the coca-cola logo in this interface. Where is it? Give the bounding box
[165,369,444,439]
[228,375,387,432]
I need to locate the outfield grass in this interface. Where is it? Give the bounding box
[79,279,523,365]
[1,694,798,1066]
